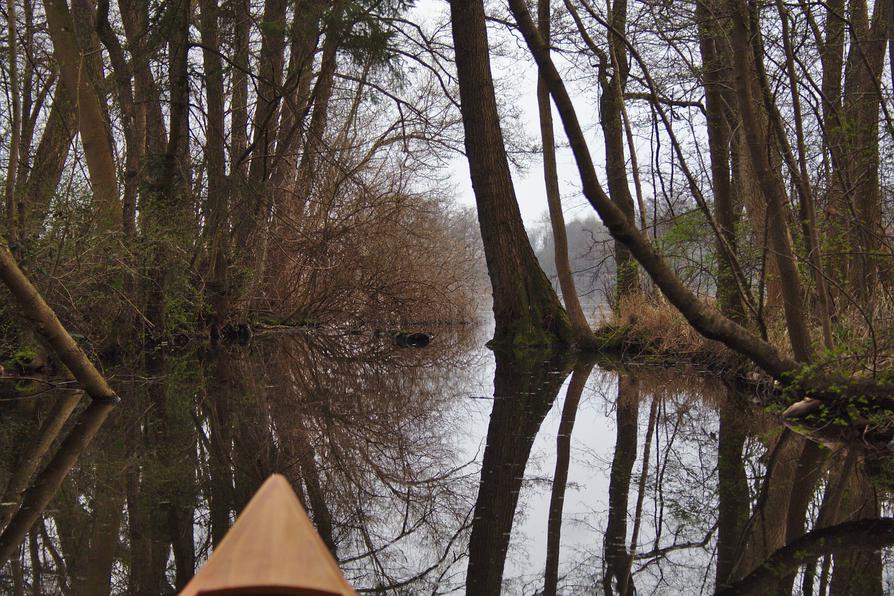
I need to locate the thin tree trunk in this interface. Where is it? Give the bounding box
[774,0,834,348]
[200,0,231,334]
[43,0,120,233]
[5,0,21,244]
[599,0,640,301]
[143,0,191,335]
[537,0,593,343]
[696,0,745,322]
[230,0,249,174]
[297,15,342,227]
[17,84,76,242]
[95,0,138,235]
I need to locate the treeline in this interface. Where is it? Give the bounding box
[0,0,484,357]
[447,0,894,399]
[529,214,614,309]
[528,212,723,313]
[0,0,891,393]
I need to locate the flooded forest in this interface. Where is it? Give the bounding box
[0,0,893,593]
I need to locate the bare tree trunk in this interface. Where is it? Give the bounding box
[598,0,640,301]
[43,0,120,233]
[774,0,834,348]
[696,0,746,322]
[537,0,593,343]
[142,0,191,335]
[200,0,231,335]
[825,0,891,296]
[230,0,290,309]
[95,0,139,235]
[17,84,76,243]
[449,0,574,347]
[270,2,325,206]
[5,0,21,244]
[0,242,117,400]
[118,0,166,154]
[297,15,342,227]
[726,0,813,362]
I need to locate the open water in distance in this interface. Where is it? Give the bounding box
[0,322,892,594]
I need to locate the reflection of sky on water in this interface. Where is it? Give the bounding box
[2,319,894,594]
[503,372,617,593]
[444,326,721,594]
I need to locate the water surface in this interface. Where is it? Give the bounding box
[0,326,891,594]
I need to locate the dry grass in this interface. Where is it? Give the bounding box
[595,293,737,366]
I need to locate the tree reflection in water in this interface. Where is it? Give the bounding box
[0,333,894,594]
[0,328,481,593]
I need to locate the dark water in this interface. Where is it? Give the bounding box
[0,325,892,594]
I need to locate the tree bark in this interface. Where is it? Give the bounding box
[18,84,76,242]
[450,0,574,347]
[825,0,891,295]
[598,0,640,301]
[43,0,120,233]
[0,241,117,400]
[696,0,746,322]
[200,0,231,333]
[5,0,21,244]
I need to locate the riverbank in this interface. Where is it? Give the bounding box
[590,295,748,374]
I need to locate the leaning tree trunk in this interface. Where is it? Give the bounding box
[449,0,574,347]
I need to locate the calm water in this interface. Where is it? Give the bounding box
[0,324,892,594]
